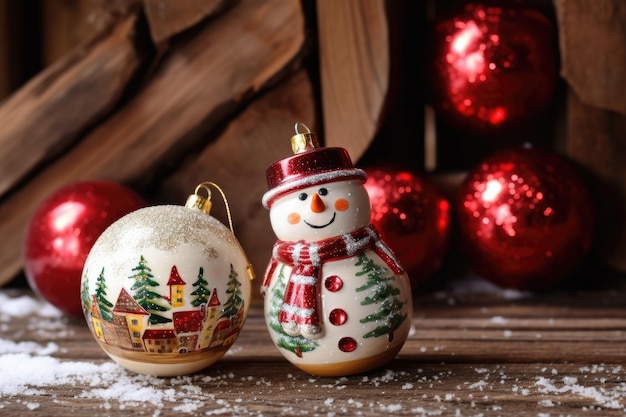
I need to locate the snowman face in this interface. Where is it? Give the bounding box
[269,179,372,242]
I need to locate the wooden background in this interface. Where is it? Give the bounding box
[0,0,624,292]
[1,2,626,415]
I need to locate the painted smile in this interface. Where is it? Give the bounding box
[303,212,336,229]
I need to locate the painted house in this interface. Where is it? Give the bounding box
[210,317,231,348]
[143,329,177,353]
[167,265,186,307]
[173,310,204,353]
[221,305,245,347]
[89,294,105,342]
[198,288,222,349]
[112,288,149,350]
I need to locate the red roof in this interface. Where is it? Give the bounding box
[113,289,149,315]
[142,329,177,340]
[90,295,101,317]
[173,310,204,332]
[215,318,231,331]
[208,288,221,307]
[167,265,186,286]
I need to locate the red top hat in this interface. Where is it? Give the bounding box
[262,124,366,209]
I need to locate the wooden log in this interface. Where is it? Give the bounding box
[143,0,232,45]
[565,90,626,272]
[316,0,389,162]
[0,2,8,100]
[40,0,98,67]
[157,69,316,296]
[0,13,143,198]
[555,0,626,114]
[0,0,306,287]
[555,0,626,272]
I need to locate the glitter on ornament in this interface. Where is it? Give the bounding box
[456,147,594,290]
[429,1,558,135]
[363,165,451,289]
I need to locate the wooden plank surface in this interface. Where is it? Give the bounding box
[2,282,626,416]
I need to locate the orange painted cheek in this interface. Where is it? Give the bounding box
[287,212,301,224]
[335,198,349,211]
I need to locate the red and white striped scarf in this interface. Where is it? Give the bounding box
[262,225,404,340]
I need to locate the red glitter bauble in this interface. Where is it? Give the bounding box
[23,181,145,316]
[429,1,557,135]
[363,165,451,289]
[456,148,594,290]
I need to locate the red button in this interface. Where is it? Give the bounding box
[325,275,343,292]
[329,309,347,326]
[338,337,357,352]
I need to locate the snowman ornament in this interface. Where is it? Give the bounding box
[261,123,413,376]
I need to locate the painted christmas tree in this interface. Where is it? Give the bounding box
[94,267,114,322]
[267,265,318,357]
[80,271,91,314]
[128,255,172,324]
[190,266,211,307]
[355,252,407,341]
[220,264,244,318]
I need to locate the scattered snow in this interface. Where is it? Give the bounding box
[489,316,509,324]
[2,291,625,415]
[535,376,626,410]
[0,292,62,318]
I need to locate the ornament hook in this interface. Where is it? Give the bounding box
[291,122,319,154]
[187,182,235,234]
[185,182,256,281]
[295,122,311,134]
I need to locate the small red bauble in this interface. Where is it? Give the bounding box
[429,1,557,135]
[23,181,145,316]
[363,165,451,289]
[456,148,594,290]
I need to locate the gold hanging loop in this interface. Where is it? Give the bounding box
[189,181,235,234]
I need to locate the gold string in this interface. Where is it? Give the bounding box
[194,181,235,234]
[191,182,255,280]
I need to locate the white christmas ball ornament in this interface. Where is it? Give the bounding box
[81,183,254,376]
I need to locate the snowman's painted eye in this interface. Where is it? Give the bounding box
[298,192,308,201]
[318,188,328,196]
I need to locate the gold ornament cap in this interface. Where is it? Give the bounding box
[185,183,213,214]
[291,122,319,154]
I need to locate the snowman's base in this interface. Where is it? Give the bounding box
[294,345,403,377]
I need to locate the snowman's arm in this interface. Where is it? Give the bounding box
[261,258,278,296]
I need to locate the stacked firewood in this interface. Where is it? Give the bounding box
[0,0,624,290]
[0,0,394,287]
